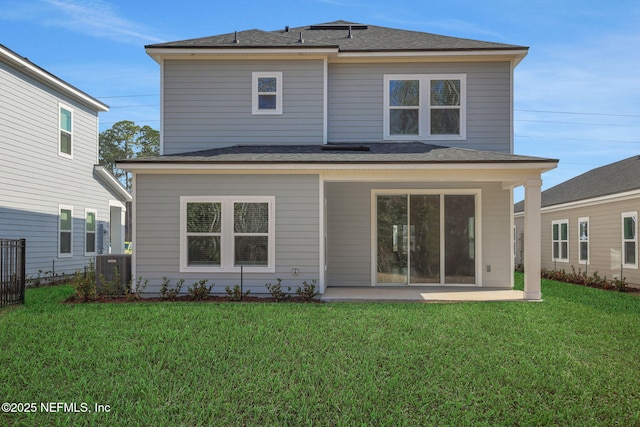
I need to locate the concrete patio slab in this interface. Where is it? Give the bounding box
[321,287,532,302]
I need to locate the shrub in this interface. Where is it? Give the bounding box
[266,278,291,302]
[225,285,251,301]
[187,279,213,301]
[125,276,148,301]
[295,280,319,301]
[613,276,628,292]
[160,277,184,300]
[70,269,96,302]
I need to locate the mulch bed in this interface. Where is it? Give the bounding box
[64,294,323,304]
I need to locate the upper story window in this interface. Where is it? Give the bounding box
[59,104,73,158]
[252,72,283,115]
[180,196,275,273]
[383,74,466,141]
[552,219,568,262]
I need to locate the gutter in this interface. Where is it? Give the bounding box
[94,165,132,202]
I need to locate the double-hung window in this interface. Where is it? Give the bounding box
[552,219,568,262]
[59,104,73,157]
[181,196,275,272]
[622,212,637,268]
[85,209,97,255]
[578,217,589,264]
[384,74,466,140]
[252,72,282,115]
[59,205,73,257]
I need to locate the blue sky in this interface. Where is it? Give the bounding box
[1,0,639,199]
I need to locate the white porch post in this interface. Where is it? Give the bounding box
[523,179,542,300]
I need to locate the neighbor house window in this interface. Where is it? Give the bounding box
[622,212,637,268]
[383,74,466,140]
[578,217,589,264]
[85,209,97,255]
[252,72,282,115]
[180,196,275,272]
[59,205,73,257]
[552,219,568,262]
[59,105,73,157]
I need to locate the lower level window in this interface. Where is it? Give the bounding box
[180,196,275,272]
[622,212,637,268]
[578,217,589,264]
[59,205,73,257]
[552,219,568,262]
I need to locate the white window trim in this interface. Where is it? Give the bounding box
[578,217,589,265]
[622,211,638,269]
[58,103,73,159]
[252,72,283,115]
[551,219,569,262]
[85,208,97,256]
[383,74,466,141]
[59,204,73,258]
[180,196,275,273]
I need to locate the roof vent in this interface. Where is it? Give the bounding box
[233,31,239,44]
[298,31,304,43]
[347,25,353,39]
[285,26,289,32]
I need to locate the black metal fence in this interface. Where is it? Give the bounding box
[0,238,26,307]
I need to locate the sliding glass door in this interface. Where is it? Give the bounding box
[376,192,476,285]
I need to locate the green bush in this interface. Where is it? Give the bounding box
[266,278,291,302]
[225,285,251,301]
[295,280,319,301]
[187,279,213,301]
[160,277,184,300]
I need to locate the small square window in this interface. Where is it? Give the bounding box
[252,72,282,115]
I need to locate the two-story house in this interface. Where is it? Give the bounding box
[0,44,131,279]
[119,21,557,299]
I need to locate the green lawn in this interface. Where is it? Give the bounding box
[1,275,639,426]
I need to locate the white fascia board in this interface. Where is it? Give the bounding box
[119,161,555,172]
[337,49,528,61]
[94,165,133,202]
[0,46,109,112]
[146,48,338,63]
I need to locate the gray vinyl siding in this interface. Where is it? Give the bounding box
[328,62,512,152]
[532,198,640,286]
[162,59,325,154]
[0,59,124,277]
[134,173,320,295]
[326,181,513,287]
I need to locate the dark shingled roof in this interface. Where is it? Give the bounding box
[514,155,640,212]
[146,20,526,52]
[120,142,556,165]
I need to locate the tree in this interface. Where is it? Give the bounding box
[99,121,159,191]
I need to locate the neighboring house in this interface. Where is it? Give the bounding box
[119,21,557,299]
[0,44,131,278]
[515,155,640,286]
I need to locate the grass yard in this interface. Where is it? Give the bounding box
[1,274,639,426]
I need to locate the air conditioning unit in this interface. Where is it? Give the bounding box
[95,254,132,293]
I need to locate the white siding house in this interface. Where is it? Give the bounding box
[0,44,131,278]
[515,155,640,286]
[120,21,557,299]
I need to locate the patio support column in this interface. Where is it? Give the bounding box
[523,179,542,300]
